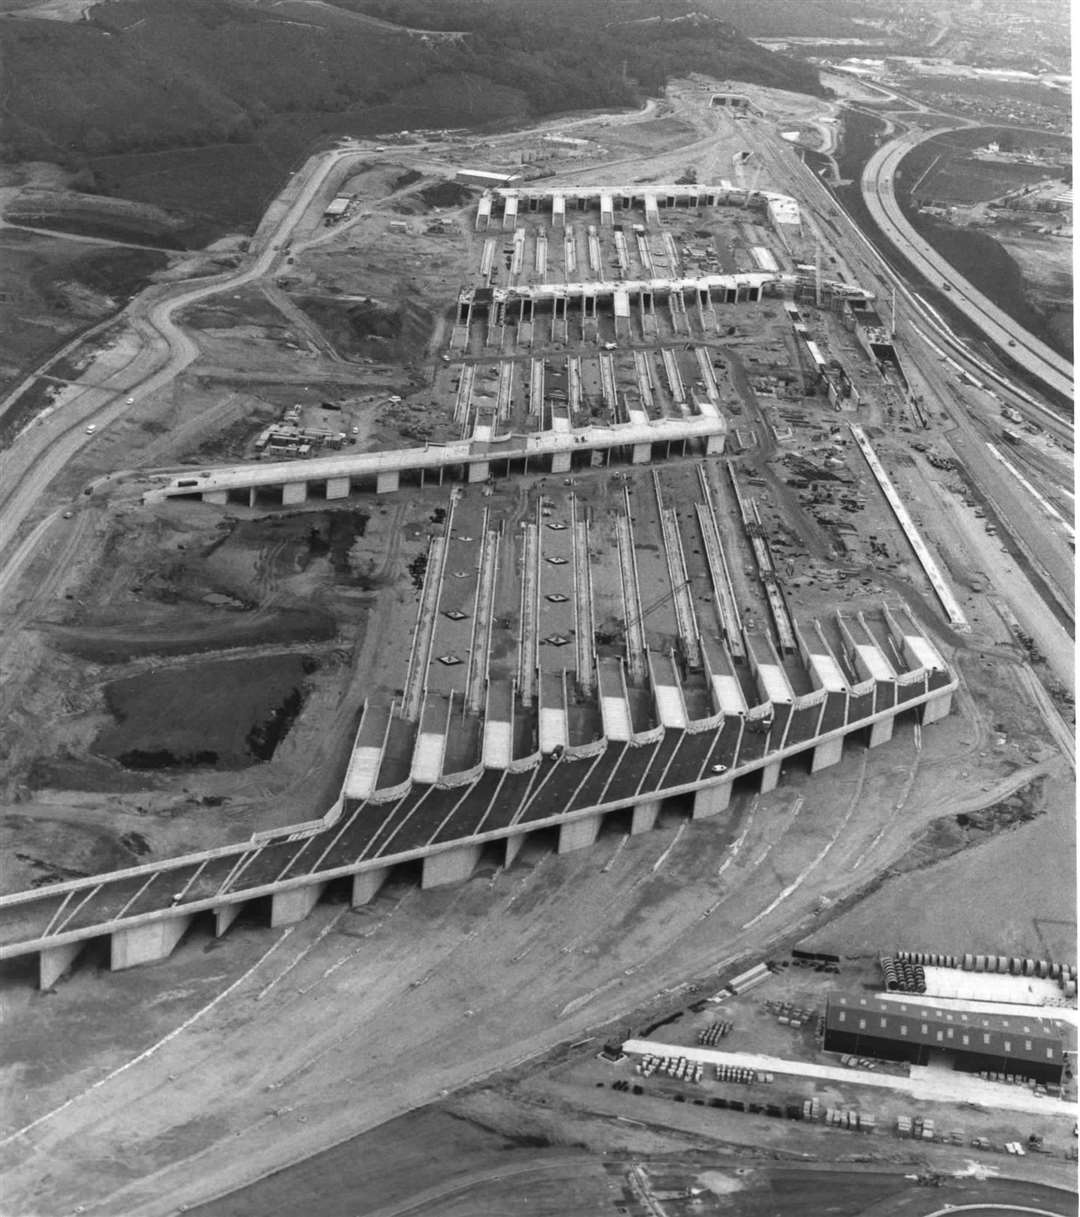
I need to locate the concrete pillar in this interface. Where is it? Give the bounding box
[693,782,731,819]
[111,916,192,971]
[811,734,844,773]
[282,482,308,506]
[422,843,481,888]
[868,715,894,748]
[558,813,601,853]
[214,903,242,937]
[468,461,490,484]
[202,490,227,505]
[921,691,951,725]
[504,834,526,867]
[351,868,387,906]
[248,488,257,508]
[631,800,660,834]
[270,882,325,927]
[39,941,83,989]
[759,758,782,794]
[376,470,400,494]
[551,450,571,474]
[326,476,350,500]
[632,443,651,465]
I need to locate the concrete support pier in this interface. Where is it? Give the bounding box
[351,868,387,906]
[376,471,400,494]
[693,782,731,819]
[811,734,844,773]
[632,443,651,465]
[270,883,325,927]
[504,834,526,867]
[631,800,661,834]
[282,482,307,506]
[326,476,350,500]
[759,758,782,794]
[39,941,83,989]
[868,716,894,748]
[202,490,228,506]
[214,903,242,937]
[468,461,490,484]
[551,450,571,475]
[921,691,952,724]
[423,843,481,888]
[111,916,192,971]
[558,813,601,853]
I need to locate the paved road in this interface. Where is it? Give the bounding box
[0,144,368,564]
[861,127,1073,401]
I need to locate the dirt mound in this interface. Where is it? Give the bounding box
[419,180,473,209]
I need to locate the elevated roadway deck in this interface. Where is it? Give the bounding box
[861,126,1073,401]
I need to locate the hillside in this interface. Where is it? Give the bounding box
[0,0,822,234]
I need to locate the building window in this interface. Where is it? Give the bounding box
[962,1035,969,1046]
[936,1031,943,1041]
[899,1025,908,1036]
[838,1011,846,1022]
[921,1024,928,1035]
[983,1034,991,1045]
[1004,1041,1011,1052]
[946,1029,954,1039]
[1025,1040,1032,1052]
[859,1019,866,1030]
[880,1018,888,1029]
[1047,1048,1055,1059]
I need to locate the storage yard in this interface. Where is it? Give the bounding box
[0,74,1073,1217]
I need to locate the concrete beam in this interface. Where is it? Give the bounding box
[326,475,350,500]
[214,903,242,938]
[422,843,481,888]
[39,941,83,989]
[921,690,951,725]
[376,470,400,494]
[631,800,661,834]
[270,882,325,927]
[693,782,731,819]
[558,813,601,853]
[811,734,844,773]
[111,916,192,971]
[759,758,782,794]
[282,482,308,506]
[869,716,894,748]
[351,868,387,907]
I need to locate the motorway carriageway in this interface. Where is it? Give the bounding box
[861,126,1073,403]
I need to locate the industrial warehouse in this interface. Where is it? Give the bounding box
[824,993,1067,1086]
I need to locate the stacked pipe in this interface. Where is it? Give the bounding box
[714,1064,756,1084]
[698,1020,733,1046]
[899,950,1078,995]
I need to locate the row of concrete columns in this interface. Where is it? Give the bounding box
[34,692,949,988]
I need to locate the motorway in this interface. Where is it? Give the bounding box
[861,125,1074,402]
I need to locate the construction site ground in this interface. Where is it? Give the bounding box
[0,77,1074,1217]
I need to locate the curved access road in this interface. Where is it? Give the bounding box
[861,125,1074,402]
[0,143,368,564]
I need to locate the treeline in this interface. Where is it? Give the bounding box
[0,0,822,168]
